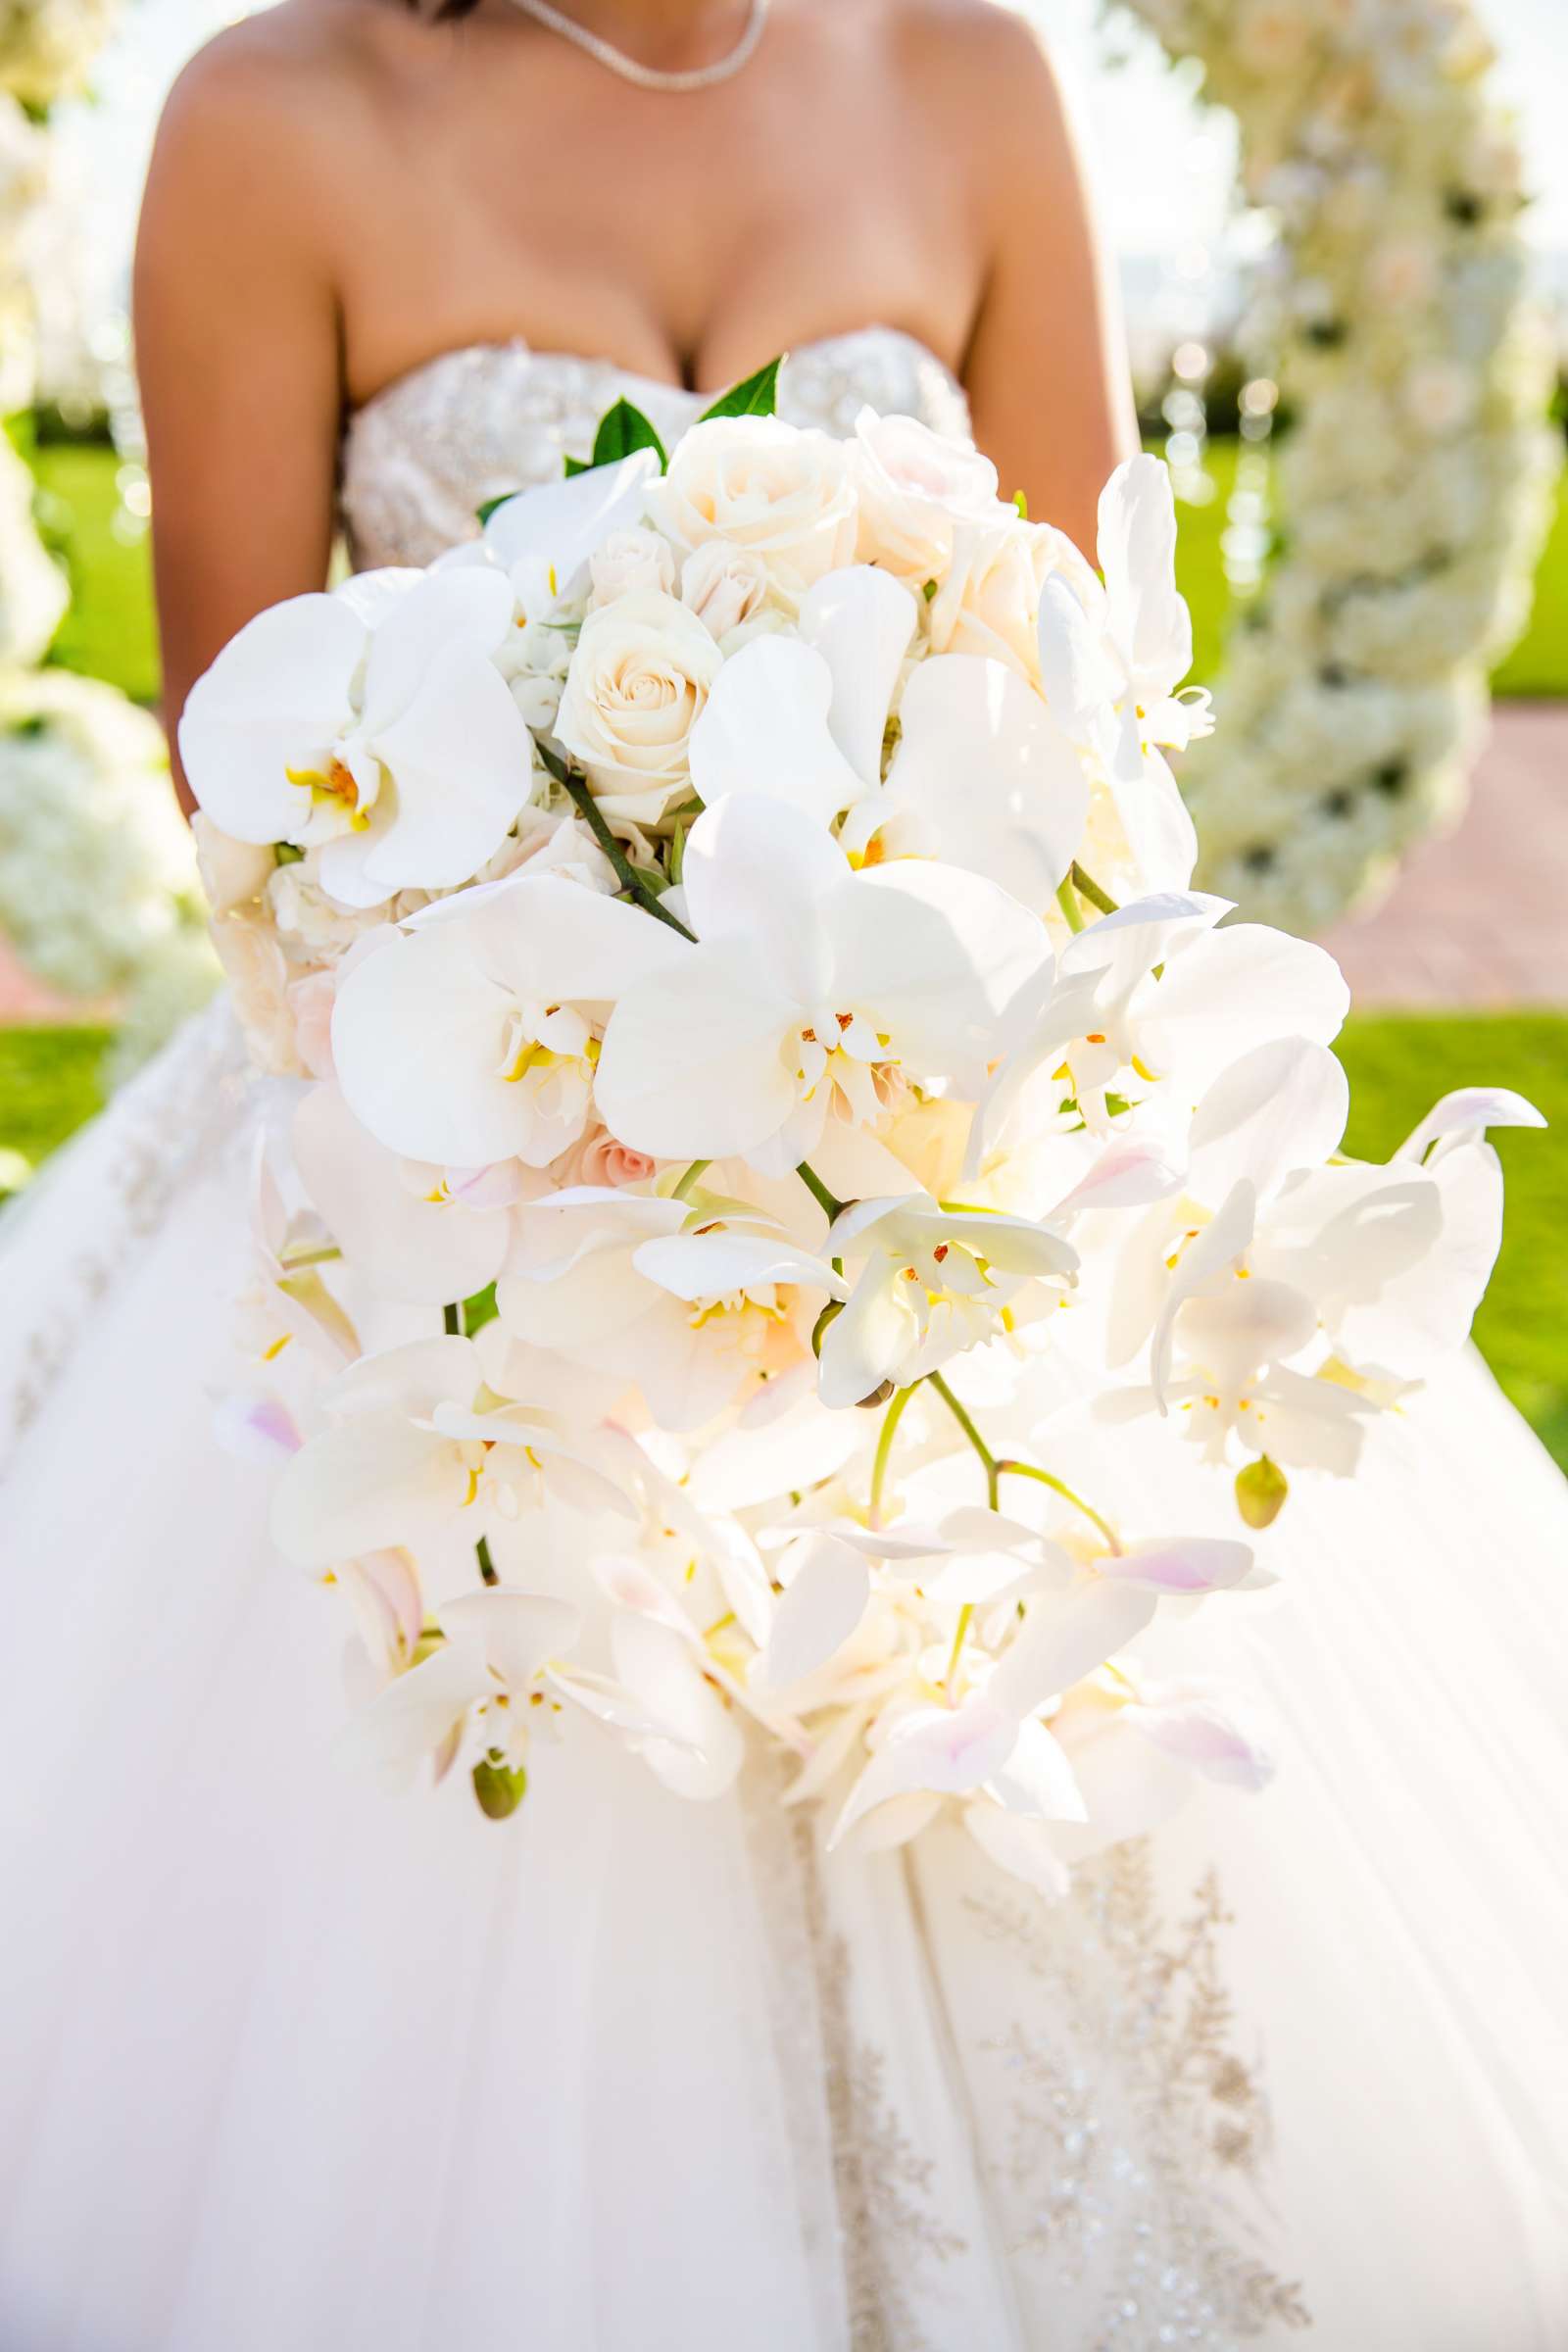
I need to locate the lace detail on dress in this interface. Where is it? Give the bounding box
[340,326,972,569]
[0,999,250,1477]
[790,1814,968,2352]
[967,1844,1311,2349]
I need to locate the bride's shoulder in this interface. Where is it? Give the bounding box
[883,0,1068,132]
[882,0,1075,179]
[148,1,413,193]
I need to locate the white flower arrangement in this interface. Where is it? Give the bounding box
[1122,0,1560,932]
[0,0,210,1078]
[0,0,119,110]
[181,377,1540,1879]
[0,667,218,1061]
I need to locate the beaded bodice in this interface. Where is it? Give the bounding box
[339,326,972,569]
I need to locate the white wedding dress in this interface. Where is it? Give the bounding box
[2,329,1565,2352]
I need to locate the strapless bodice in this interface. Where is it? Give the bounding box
[339,326,972,569]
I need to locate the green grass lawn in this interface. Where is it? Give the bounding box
[0,1026,110,1197]
[3,1012,1563,1468]
[18,433,1568,709]
[27,441,162,707]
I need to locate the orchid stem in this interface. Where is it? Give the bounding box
[1054,877,1085,934]
[556,768,698,941]
[945,1601,974,1697]
[475,1536,498,1587]
[671,1158,710,1202]
[1069,861,1119,917]
[796,1159,847,1222]
[996,1457,1121,1554]
[868,1384,917,1526]
[926,1371,1000,1509]
[444,1300,464,1337]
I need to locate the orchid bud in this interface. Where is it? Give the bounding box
[1236,1455,1289,1530]
[472,1752,528,1821]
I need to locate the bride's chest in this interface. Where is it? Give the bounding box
[333,66,980,413]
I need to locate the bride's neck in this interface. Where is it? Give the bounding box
[522,0,759,57]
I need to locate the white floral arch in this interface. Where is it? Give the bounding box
[0,0,216,1078]
[1119,0,1559,933]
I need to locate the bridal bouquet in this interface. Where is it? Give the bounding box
[182,366,1537,1883]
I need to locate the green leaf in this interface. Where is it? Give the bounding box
[563,454,591,478]
[475,492,515,525]
[462,1282,499,1336]
[628,863,671,897]
[698,356,782,423]
[590,399,668,472]
[472,1750,528,1821]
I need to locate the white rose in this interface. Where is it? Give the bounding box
[850,407,1003,583]
[926,517,1097,679]
[649,417,858,612]
[266,858,383,956]
[589,527,677,608]
[554,588,722,822]
[679,540,770,639]
[191,812,275,914]
[511,673,564,731]
[474,807,618,894]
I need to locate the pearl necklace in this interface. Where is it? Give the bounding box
[505,0,770,92]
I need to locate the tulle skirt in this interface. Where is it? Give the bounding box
[2,1004,1565,2351]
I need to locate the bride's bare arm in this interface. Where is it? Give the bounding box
[951,11,1139,555]
[134,31,344,810]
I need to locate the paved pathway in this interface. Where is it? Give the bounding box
[2,703,1565,1022]
[1319,702,1568,1006]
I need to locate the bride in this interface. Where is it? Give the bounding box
[2,2,1565,2345]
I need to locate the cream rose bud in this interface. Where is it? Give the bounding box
[548,1122,660,1190]
[850,407,1003,584]
[511,672,564,731]
[554,589,722,819]
[209,912,302,1076]
[927,517,1098,680]
[648,417,858,612]
[191,813,275,915]
[589,527,677,608]
[679,540,770,639]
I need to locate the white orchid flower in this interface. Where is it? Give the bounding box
[178,568,537,907]
[977,1668,1276,1879]
[876,655,1093,913]
[816,1197,1079,1408]
[593,793,1048,1169]
[237,1135,359,1371]
[1035,454,1210,785]
[270,1334,633,1567]
[824,1527,1260,1850]
[975,894,1350,1157]
[481,449,662,619]
[496,1185,845,1433]
[686,564,918,833]
[1251,1086,1544,1382]
[607,1613,748,1800]
[1101,1173,1376,1473]
[826,1577,1126,1848]
[329,868,689,1169]
[292,1083,512,1308]
[340,1584,692,1793]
